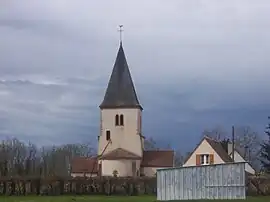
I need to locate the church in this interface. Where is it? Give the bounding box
[71,41,174,177]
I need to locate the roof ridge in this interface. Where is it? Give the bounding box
[204,135,220,143]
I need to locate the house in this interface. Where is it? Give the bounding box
[183,136,256,175]
[71,41,174,177]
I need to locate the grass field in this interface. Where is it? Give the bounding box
[0,195,270,202]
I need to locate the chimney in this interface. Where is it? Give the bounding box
[232,126,235,162]
[227,141,233,154]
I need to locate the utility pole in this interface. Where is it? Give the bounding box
[232,126,235,161]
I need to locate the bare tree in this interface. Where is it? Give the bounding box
[234,126,261,151]
[0,137,95,178]
[144,137,158,150]
[234,126,261,170]
[202,125,261,152]
[202,125,262,170]
[202,126,228,140]
[174,149,185,166]
[37,142,95,177]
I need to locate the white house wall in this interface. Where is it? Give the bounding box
[230,151,255,174]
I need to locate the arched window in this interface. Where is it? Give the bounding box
[115,115,119,126]
[120,114,124,126]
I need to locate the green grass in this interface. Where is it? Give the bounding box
[0,195,269,202]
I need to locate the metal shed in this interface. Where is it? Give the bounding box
[157,162,246,201]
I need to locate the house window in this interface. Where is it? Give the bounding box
[120,114,124,126]
[200,154,210,165]
[115,115,119,126]
[106,130,111,141]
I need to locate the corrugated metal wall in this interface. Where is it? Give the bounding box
[157,162,246,201]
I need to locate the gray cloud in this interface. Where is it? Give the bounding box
[0,0,270,151]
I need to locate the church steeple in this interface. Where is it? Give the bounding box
[99,42,142,110]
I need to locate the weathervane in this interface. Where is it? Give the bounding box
[118,25,124,43]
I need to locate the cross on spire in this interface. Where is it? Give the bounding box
[118,25,124,43]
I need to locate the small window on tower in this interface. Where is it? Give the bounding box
[115,115,119,126]
[120,114,124,126]
[106,130,111,141]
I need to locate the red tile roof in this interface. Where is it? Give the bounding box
[71,157,98,173]
[99,148,142,160]
[141,150,174,167]
[71,149,174,174]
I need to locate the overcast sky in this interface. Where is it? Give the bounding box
[0,0,270,151]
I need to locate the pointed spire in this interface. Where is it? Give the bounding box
[99,43,142,110]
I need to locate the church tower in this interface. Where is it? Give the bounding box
[98,41,144,176]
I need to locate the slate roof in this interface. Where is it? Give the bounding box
[141,150,174,167]
[99,148,142,160]
[204,136,233,163]
[99,42,142,110]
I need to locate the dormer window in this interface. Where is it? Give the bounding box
[115,115,119,126]
[115,114,124,126]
